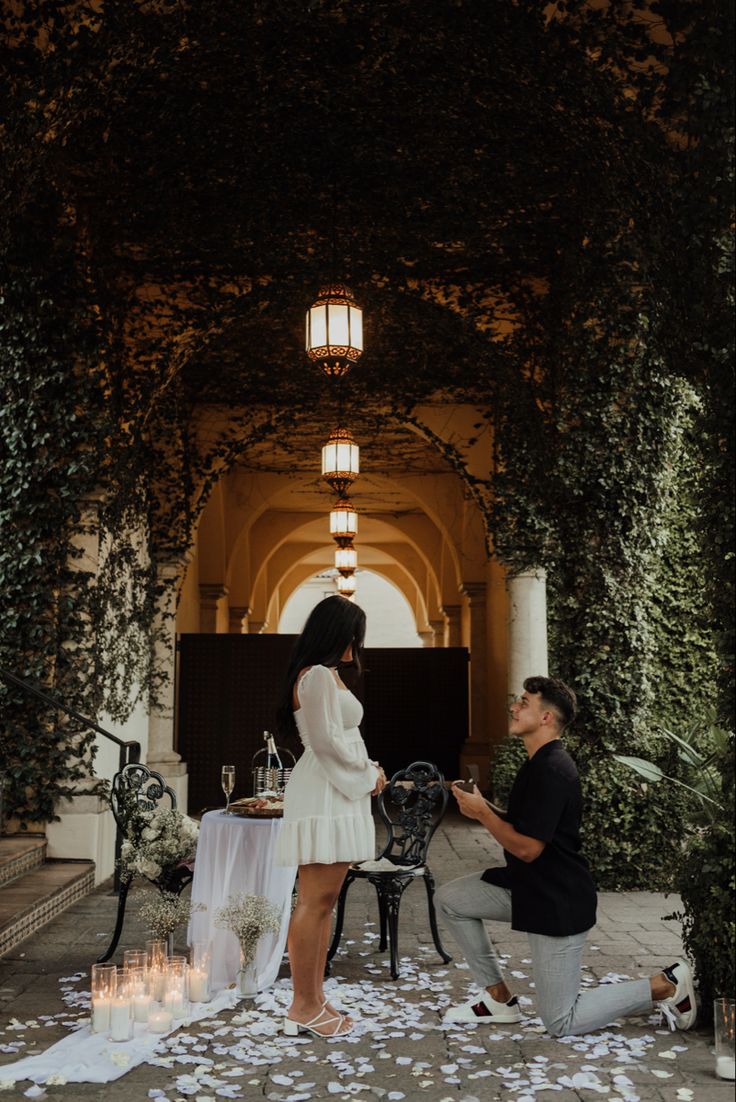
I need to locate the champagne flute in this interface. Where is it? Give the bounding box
[221,765,236,814]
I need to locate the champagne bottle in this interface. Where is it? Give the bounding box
[264,731,283,771]
[263,731,283,793]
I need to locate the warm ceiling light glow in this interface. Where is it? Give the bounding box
[321,427,360,496]
[336,573,357,596]
[305,284,363,377]
[329,500,358,545]
[335,545,357,575]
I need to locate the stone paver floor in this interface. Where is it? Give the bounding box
[0,813,731,1101]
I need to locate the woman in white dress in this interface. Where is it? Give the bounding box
[275,595,387,1037]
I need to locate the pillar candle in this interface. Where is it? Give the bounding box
[188,969,209,1003]
[716,1056,735,1080]
[91,998,111,1033]
[133,993,152,1023]
[148,1008,172,1034]
[109,998,131,1042]
[164,990,188,1019]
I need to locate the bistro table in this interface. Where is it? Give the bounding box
[188,809,297,992]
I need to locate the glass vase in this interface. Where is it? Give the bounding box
[236,953,258,999]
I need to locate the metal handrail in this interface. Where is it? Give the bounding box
[0,666,141,891]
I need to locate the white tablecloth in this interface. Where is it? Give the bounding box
[0,988,239,1086]
[188,810,297,992]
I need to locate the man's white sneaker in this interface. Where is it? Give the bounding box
[443,992,523,1025]
[658,959,697,1031]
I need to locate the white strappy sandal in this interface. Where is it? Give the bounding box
[283,1001,352,1038]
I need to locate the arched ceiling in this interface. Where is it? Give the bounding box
[3,0,676,413]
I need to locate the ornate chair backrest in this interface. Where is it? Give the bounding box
[376,760,448,867]
[110,763,177,834]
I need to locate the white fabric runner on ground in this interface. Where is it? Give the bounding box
[187,810,297,992]
[0,988,239,1086]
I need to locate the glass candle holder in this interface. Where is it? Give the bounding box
[147,1006,173,1034]
[125,967,151,1023]
[91,964,117,1034]
[146,939,167,970]
[715,998,735,1080]
[164,958,189,1019]
[188,941,212,1003]
[146,940,168,1000]
[123,949,148,973]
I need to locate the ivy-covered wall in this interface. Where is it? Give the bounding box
[0,0,732,945]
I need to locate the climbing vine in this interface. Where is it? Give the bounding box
[0,0,731,949]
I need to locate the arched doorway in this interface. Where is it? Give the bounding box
[278,570,422,648]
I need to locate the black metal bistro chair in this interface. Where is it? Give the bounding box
[97,763,194,963]
[327,760,452,980]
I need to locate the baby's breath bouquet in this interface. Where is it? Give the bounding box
[215,892,281,997]
[138,891,205,940]
[215,892,282,964]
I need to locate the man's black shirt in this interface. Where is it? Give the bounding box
[482,740,597,936]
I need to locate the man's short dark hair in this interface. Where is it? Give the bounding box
[523,676,577,730]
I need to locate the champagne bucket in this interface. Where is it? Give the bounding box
[251,746,295,796]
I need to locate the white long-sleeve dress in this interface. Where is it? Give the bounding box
[275,664,379,866]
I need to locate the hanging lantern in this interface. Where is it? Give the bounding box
[329,499,358,546]
[321,427,360,496]
[305,284,363,376]
[335,544,357,576]
[336,573,357,597]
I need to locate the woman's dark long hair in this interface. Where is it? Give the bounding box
[276,595,367,742]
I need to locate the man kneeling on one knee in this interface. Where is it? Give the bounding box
[436,676,696,1037]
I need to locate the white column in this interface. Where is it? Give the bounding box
[45,491,117,879]
[506,569,549,703]
[147,562,188,809]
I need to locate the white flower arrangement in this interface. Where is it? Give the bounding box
[215,893,282,965]
[138,891,205,939]
[119,805,198,886]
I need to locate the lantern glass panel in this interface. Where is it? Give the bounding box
[308,304,327,351]
[336,574,357,595]
[330,505,358,538]
[350,307,363,351]
[328,303,349,347]
[335,547,357,572]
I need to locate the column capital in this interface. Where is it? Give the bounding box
[460,581,486,605]
[506,567,547,585]
[441,603,463,647]
[199,583,229,603]
[228,605,252,634]
[157,561,183,584]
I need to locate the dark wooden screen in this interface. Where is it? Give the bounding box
[176,635,469,814]
[361,648,469,782]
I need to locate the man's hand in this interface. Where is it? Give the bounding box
[452,782,546,862]
[451,781,488,821]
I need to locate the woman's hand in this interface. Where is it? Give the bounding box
[451,781,487,822]
[371,764,387,797]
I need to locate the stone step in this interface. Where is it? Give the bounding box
[0,835,47,889]
[0,860,96,958]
